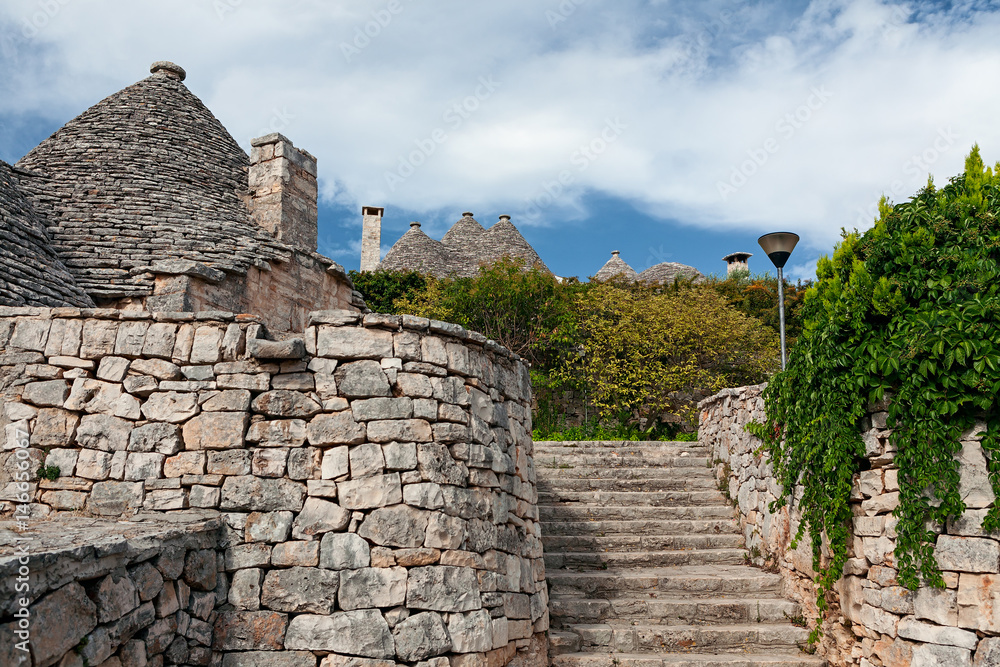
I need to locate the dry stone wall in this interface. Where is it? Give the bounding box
[0,305,546,666]
[700,384,1000,667]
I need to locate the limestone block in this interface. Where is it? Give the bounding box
[144,488,187,510]
[957,573,1000,632]
[201,389,252,412]
[27,582,97,667]
[425,512,467,550]
[359,505,430,548]
[898,616,977,649]
[448,609,493,653]
[878,586,914,615]
[418,442,470,486]
[396,372,433,398]
[321,532,371,570]
[44,447,78,477]
[288,447,321,480]
[338,473,403,509]
[272,372,315,391]
[247,419,306,447]
[77,449,113,480]
[76,414,132,452]
[212,611,287,651]
[291,497,351,538]
[143,323,177,358]
[936,535,1000,573]
[123,375,158,396]
[957,441,996,508]
[190,485,221,508]
[21,382,69,412]
[130,358,183,380]
[252,448,289,477]
[92,570,140,623]
[262,566,340,614]
[317,326,393,359]
[393,611,451,662]
[129,422,182,455]
[222,652,316,667]
[225,543,272,571]
[975,638,1000,666]
[407,566,482,612]
[252,390,322,418]
[353,397,414,421]
[446,342,471,375]
[182,549,217,592]
[114,393,142,420]
[339,566,407,610]
[245,511,295,543]
[433,422,469,443]
[216,373,271,391]
[394,331,422,360]
[911,644,973,666]
[438,403,468,424]
[335,360,391,398]
[404,482,446,510]
[414,398,438,420]
[322,446,350,479]
[350,443,386,477]
[382,441,418,471]
[308,412,366,446]
[248,337,306,360]
[88,480,144,515]
[124,452,165,480]
[228,569,263,610]
[65,378,125,415]
[141,391,200,423]
[421,336,448,366]
[128,562,165,602]
[272,541,321,567]
[208,450,251,476]
[367,419,432,443]
[859,602,899,636]
[190,326,223,364]
[284,610,395,658]
[220,476,306,512]
[164,451,206,477]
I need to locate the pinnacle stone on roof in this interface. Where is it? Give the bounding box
[15,61,295,300]
[594,250,639,282]
[0,160,93,307]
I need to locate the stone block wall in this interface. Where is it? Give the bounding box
[0,512,223,667]
[0,306,547,666]
[699,384,1000,667]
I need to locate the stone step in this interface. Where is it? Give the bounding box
[536,453,711,468]
[545,549,746,570]
[549,597,800,625]
[538,491,728,507]
[546,566,784,598]
[549,630,583,655]
[538,477,717,492]
[543,534,745,551]
[539,465,715,479]
[571,623,811,654]
[551,652,826,666]
[539,504,736,521]
[540,519,739,536]
[535,440,705,450]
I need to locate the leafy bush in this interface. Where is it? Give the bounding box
[349,269,427,314]
[706,271,810,344]
[753,147,1000,616]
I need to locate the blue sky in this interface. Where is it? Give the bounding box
[2,1,999,282]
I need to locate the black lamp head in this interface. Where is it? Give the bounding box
[757,232,799,269]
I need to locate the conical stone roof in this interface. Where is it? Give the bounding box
[441,212,486,270]
[0,160,93,307]
[479,215,550,274]
[379,222,459,275]
[593,251,639,282]
[638,262,703,285]
[15,61,291,300]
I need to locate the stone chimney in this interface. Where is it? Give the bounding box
[723,252,752,275]
[249,133,318,253]
[360,205,384,272]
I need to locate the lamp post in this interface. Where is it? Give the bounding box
[757,232,800,370]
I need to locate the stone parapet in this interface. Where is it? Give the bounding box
[0,306,546,666]
[699,384,1000,667]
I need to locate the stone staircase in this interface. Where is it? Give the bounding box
[536,440,826,667]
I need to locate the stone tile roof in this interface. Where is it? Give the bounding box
[14,63,295,300]
[0,160,93,307]
[638,261,704,284]
[593,251,639,282]
[379,213,548,278]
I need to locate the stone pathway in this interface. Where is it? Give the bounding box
[536,440,826,667]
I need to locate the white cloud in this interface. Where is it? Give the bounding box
[1,0,998,263]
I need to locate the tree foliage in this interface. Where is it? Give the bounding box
[752,147,1000,622]
[706,271,810,344]
[349,269,427,315]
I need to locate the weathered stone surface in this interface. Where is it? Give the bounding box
[246,511,295,543]
[222,651,317,667]
[288,447,321,480]
[28,583,98,666]
[213,611,287,651]
[248,419,306,447]
[217,373,271,391]
[383,441,418,471]
[184,549,218,591]
[356,506,429,548]
[957,573,1000,632]
[368,419,433,443]
[308,412,366,446]
[227,568,262,610]
[338,473,403,509]
[393,611,451,662]
[93,570,140,623]
[30,408,79,447]
[262,567,340,613]
[957,440,996,508]
[335,360,391,398]
[76,414,132,451]
[914,586,959,626]
[406,566,482,612]
[339,566,407,610]
[164,451,206,476]
[448,609,493,653]
[129,562,165,602]
[23,379,70,407]
[936,535,1000,573]
[318,327,393,359]
[88,481,144,515]
[248,337,306,359]
[208,449,251,475]
[975,638,1000,666]
[76,449,113,479]
[321,532,372,570]
[403,482,446,510]
[220,476,306,511]
[898,616,977,649]
[252,390,322,418]
[284,610,395,657]
[225,543,273,570]
[141,391,200,423]
[131,358,183,380]
[911,643,972,666]
[124,452,165,480]
[291,497,351,538]
[353,397,413,421]
[272,540,321,567]
[252,448,289,477]
[418,442,469,486]
[425,512,466,550]
[129,422,182,454]
[396,372,433,398]
[350,442,386,477]
[201,389,252,412]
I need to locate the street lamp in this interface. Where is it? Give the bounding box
[757,232,800,370]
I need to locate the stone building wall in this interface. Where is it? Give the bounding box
[0,306,547,666]
[699,384,1000,667]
